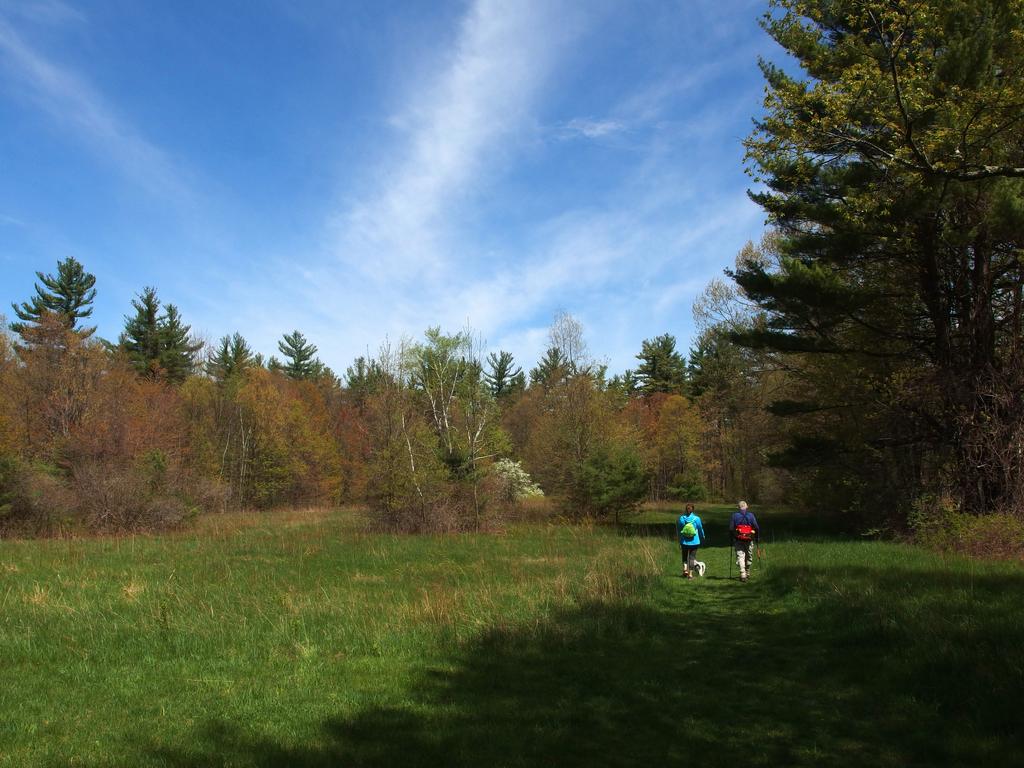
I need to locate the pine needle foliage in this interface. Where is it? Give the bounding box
[10,256,97,340]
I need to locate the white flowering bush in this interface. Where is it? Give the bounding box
[492,458,544,503]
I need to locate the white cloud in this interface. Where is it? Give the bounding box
[557,38,766,145]
[284,171,762,375]
[0,0,773,378]
[559,117,626,140]
[0,0,83,26]
[0,15,192,202]
[334,0,584,283]
[251,0,769,375]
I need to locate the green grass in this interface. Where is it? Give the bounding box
[1,505,1021,767]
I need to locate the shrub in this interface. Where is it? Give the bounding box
[0,461,76,537]
[955,513,1024,560]
[492,458,544,503]
[574,442,649,521]
[910,494,1024,560]
[185,477,230,516]
[0,453,229,537]
[72,461,188,532]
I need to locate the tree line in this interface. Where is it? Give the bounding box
[1,260,773,535]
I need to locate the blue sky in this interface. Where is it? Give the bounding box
[1,0,776,376]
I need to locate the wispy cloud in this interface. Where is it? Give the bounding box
[0,0,84,27]
[555,37,766,149]
[0,0,772,377]
[245,0,768,374]
[334,0,584,283]
[0,212,27,227]
[439,189,762,369]
[0,14,192,202]
[558,117,626,140]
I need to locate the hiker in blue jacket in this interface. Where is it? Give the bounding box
[730,500,760,582]
[677,504,706,579]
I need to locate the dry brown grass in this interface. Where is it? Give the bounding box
[407,586,465,627]
[25,583,51,607]
[121,581,146,602]
[350,572,387,584]
[189,506,346,538]
[22,582,75,613]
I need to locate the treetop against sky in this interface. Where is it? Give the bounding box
[0,0,774,374]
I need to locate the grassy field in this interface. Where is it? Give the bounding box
[1,504,1021,767]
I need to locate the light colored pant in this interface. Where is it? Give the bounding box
[734,540,754,578]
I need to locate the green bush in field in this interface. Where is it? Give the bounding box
[139,448,169,492]
[575,442,648,520]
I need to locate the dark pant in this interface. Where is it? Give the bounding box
[680,546,699,572]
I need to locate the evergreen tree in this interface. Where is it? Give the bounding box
[607,370,638,399]
[206,333,254,382]
[345,355,387,403]
[686,336,712,399]
[11,256,97,339]
[119,288,201,382]
[634,334,687,395]
[508,370,526,397]
[738,0,1024,515]
[687,330,750,399]
[484,350,522,397]
[119,287,162,376]
[345,356,370,389]
[529,347,567,389]
[158,304,202,383]
[277,330,323,380]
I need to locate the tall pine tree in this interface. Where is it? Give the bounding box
[738,0,1024,515]
[120,288,201,383]
[158,304,202,383]
[277,330,323,380]
[634,334,687,395]
[529,347,567,389]
[484,350,522,397]
[206,333,254,383]
[11,256,97,340]
[120,287,162,376]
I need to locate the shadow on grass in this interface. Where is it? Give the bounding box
[616,520,679,539]
[118,563,1023,768]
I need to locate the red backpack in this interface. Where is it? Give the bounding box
[734,513,755,541]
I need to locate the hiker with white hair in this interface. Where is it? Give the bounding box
[729,501,760,582]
